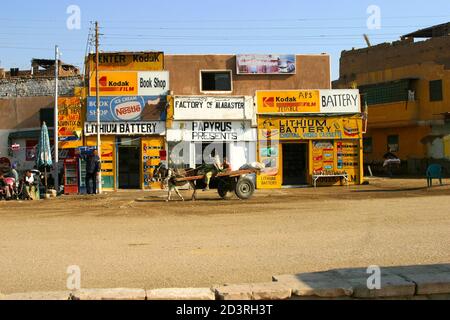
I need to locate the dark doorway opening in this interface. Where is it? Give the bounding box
[118,138,141,189]
[282,143,308,185]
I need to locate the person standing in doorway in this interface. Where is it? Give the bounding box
[85,150,101,195]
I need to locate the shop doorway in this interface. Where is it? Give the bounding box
[118,137,141,189]
[195,142,229,167]
[282,143,308,186]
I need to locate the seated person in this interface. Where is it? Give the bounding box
[23,170,39,200]
[200,152,224,191]
[0,173,11,199]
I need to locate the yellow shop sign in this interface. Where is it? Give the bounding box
[256,90,320,114]
[258,116,363,140]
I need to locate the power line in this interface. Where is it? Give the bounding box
[0,14,448,23]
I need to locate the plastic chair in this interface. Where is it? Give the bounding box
[426,164,443,187]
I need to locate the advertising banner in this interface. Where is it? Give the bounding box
[142,137,165,190]
[237,54,296,75]
[173,96,250,120]
[258,116,363,140]
[257,90,361,114]
[87,52,164,72]
[87,96,167,122]
[168,121,256,142]
[89,71,169,97]
[257,90,321,114]
[58,97,83,149]
[84,121,165,136]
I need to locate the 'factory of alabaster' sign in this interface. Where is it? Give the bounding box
[173,96,252,120]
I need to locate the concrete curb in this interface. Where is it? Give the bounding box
[1,264,449,300]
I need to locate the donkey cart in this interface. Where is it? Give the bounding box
[174,169,257,200]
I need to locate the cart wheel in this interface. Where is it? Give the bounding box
[218,179,234,200]
[235,177,255,200]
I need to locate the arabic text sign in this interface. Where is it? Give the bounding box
[237,54,296,75]
[87,96,167,122]
[89,71,169,96]
[84,122,165,136]
[174,96,248,120]
[87,52,164,71]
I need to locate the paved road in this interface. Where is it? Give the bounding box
[0,178,449,294]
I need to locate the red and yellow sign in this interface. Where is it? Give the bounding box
[89,71,138,96]
[87,52,164,72]
[58,97,83,149]
[257,90,320,114]
[258,116,363,141]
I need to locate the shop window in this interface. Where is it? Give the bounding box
[39,108,54,127]
[26,140,38,161]
[201,70,232,92]
[363,138,373,154]
[429,80,443,102]
[387,135,399,153]
[359,79,411,106]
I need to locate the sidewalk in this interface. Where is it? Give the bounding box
[2,264,449,300]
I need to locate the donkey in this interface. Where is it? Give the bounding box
[152,163,199,202]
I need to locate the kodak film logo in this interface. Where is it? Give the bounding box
[263,97,275,108]
[90,72,138,95]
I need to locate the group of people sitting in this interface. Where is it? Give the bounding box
[0,165,42,201]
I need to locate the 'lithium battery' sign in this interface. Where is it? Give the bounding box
[84,122,165,136]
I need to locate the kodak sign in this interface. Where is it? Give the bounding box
[89,71,138,96]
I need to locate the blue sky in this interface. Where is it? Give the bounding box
[0,0,449,80]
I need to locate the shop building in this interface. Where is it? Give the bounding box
[164,54,332,172]
[256,89,363,188]
[167,96,256,170]
[82,51,169,191]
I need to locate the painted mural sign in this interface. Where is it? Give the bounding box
[257,90,361,114]
[87,96,167,122]
[236,54,296,75]
[87,52,164,71]
[258,117,363,140]
[173,96,250,120]
[89,71,169,96]
[84,122,165,136]
[58,97,83,149]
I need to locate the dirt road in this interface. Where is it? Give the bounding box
[0,178,449,294]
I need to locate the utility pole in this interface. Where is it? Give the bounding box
[54,45,59,194]
[95,21,103,194]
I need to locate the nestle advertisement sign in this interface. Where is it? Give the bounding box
[236,54,296,75]
[87,96,167,122]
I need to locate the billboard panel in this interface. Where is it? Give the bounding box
[237,54,296,75]
[257,89,361,114]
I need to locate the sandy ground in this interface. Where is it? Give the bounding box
[0,177,449,294]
